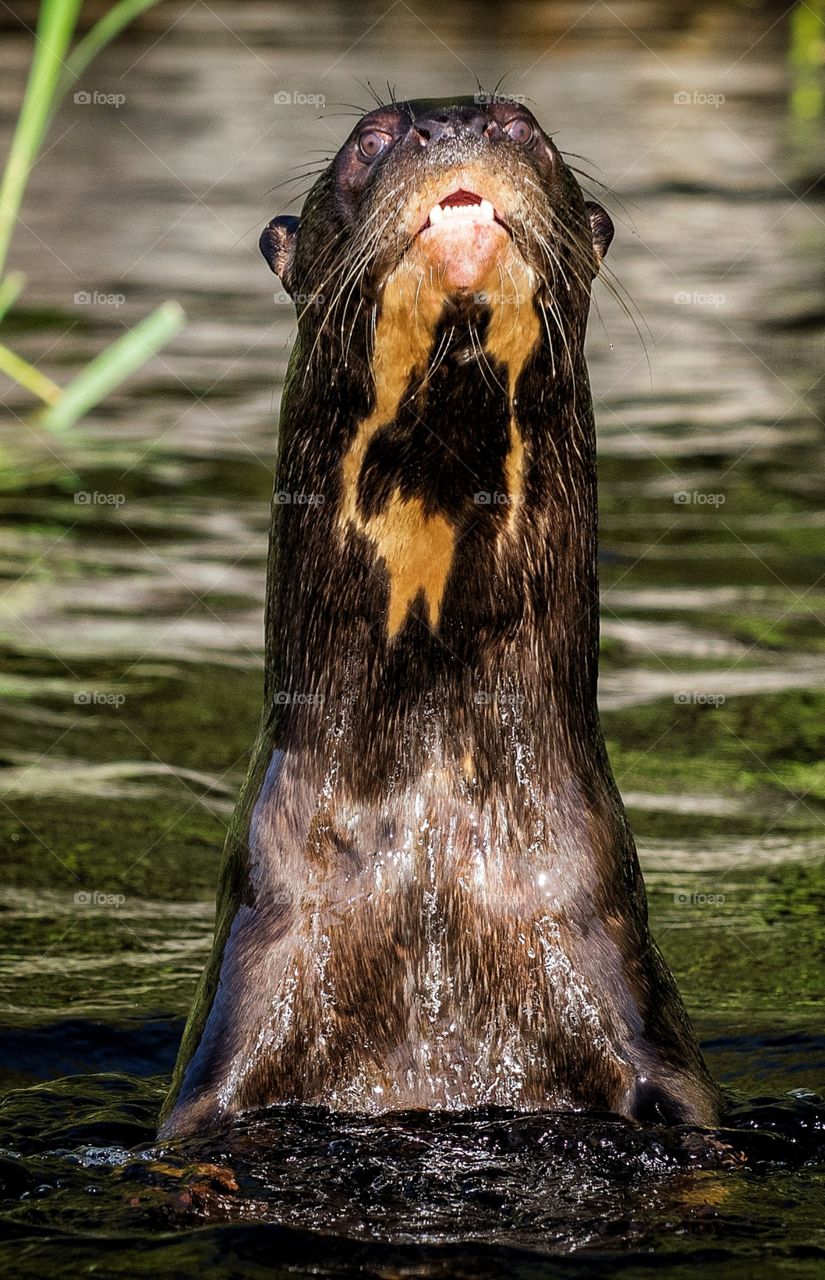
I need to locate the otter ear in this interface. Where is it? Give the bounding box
[586,202,614,269]
[259,215,300,295]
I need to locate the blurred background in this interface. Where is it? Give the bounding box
[0,0,823,1117]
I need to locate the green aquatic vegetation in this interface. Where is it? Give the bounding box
[0,790,227,899]
[604,688,825,805]
[789,0,825,124]
[714,609,825,653]
[651,855,825,1039]
[0,0,183,431]
[772,759,825,801]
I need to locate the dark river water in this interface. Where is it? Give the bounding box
[0,0,823,1275]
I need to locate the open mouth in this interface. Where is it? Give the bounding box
[418,188,510,236]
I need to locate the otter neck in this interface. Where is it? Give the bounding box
[266,294,602,793]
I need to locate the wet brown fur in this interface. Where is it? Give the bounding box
[159,97,721,1139]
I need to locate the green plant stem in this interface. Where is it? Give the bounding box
[38,301,184,432]
[0,342,61,404]
[1,1,184,432]
[0,0,84,279]
[55,0,161,106]
[0,271,26,322]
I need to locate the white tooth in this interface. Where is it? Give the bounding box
[429,203,443,224]
[480,199,494,221]
[443,204,454,217]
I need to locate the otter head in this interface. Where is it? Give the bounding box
[259,98,615,643]
[260,96,613,367]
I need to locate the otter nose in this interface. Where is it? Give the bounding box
[407,111,489,148]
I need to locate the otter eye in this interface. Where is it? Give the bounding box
[357,129,392,161]
[505,117,534,145]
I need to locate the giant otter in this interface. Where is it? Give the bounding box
[159,96,721,1138]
